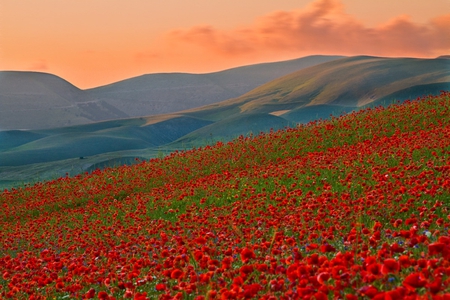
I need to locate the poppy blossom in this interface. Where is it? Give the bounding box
[428,242,446,256]
[240,247,256,263]
[170,268,183,280]
[1,93,450,298]
[381,258,400,275]
[317,272,330,285]
[403,273,427,289]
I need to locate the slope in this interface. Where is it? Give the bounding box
[1,93,449,298]
[1,56,449,188]
[0,71,128,130]
[85,55,344,117]
[181,56,450,123]
[0,116,212,166]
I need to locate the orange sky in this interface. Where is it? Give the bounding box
[1,0,449,89]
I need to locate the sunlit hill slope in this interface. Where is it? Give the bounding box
[1,92,449,298]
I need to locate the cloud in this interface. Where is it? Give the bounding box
[162,0,450,59]
[134,51,161,63]
[29,59,48,71]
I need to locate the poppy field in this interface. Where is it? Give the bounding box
[1,92,450,299]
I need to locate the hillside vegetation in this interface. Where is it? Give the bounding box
[1,56,448,190]
[0,92,449,299]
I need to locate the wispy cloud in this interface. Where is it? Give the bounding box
[29,59,48,71]
[160,0,449,59]
[134,51,161,63]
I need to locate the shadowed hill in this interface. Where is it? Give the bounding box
[0,130,47,151]
[0,55,343,130]
[0,71,128,130]
[171,113,291,147]
[364,82,450,108]
[0,116,212,166]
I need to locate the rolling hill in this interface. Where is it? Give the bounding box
[0,55,343,130]
[180,56,450,120]
[0,116,212,167]
[1,55,449,190]
[1,92,450,298]
[0,71,128,130]
[85,55,344,117]
[163,56,449,145]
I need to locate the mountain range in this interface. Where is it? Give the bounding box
[1,55,449,189]
[0,55,343,130]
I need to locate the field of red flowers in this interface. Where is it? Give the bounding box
[1,92,450,299]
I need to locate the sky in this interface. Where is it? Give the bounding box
[1,0,449,89]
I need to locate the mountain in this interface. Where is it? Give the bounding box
[1,55,449,189]
[0,55,344,130]
[0,71,128,130]
[179,56,450,123]
[84,55,345,117]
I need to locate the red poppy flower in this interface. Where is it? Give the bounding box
[313,291,328,300]
[359,285,379,298]
[345,294,358,300]
[398,255,411,268]
[243,284,262,298]
[194,250,203,262]
[256,263,268,272]
[240,264,254,275]
[439,236,450,245]
[85,288,96,299]
[240,247,256,263]
[98,291,109,299]
[403,273,427,289]
[320,244,336,253]
[367,263,381,276]
[317,272,330,285]
[171,268,183,280]
[381,258,399,275]
[427,278,442,294]
[123,289,133,298]
[428,242,446,255]
[195,237,207,245]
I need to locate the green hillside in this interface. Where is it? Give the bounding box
[0,93,449,298]
[171,113,291,147]
[182,56,449,120]
[0,116,212,167]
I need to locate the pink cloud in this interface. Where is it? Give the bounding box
[134,51,161,63]
[163,0,450,59]
[29,59,48,71]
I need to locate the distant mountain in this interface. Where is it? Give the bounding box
[0,55,344,130]
[0,71,128,130]
[84,55,345,117]
[179,56,450,122]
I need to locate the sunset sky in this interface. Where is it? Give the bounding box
[1,0,449,89]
